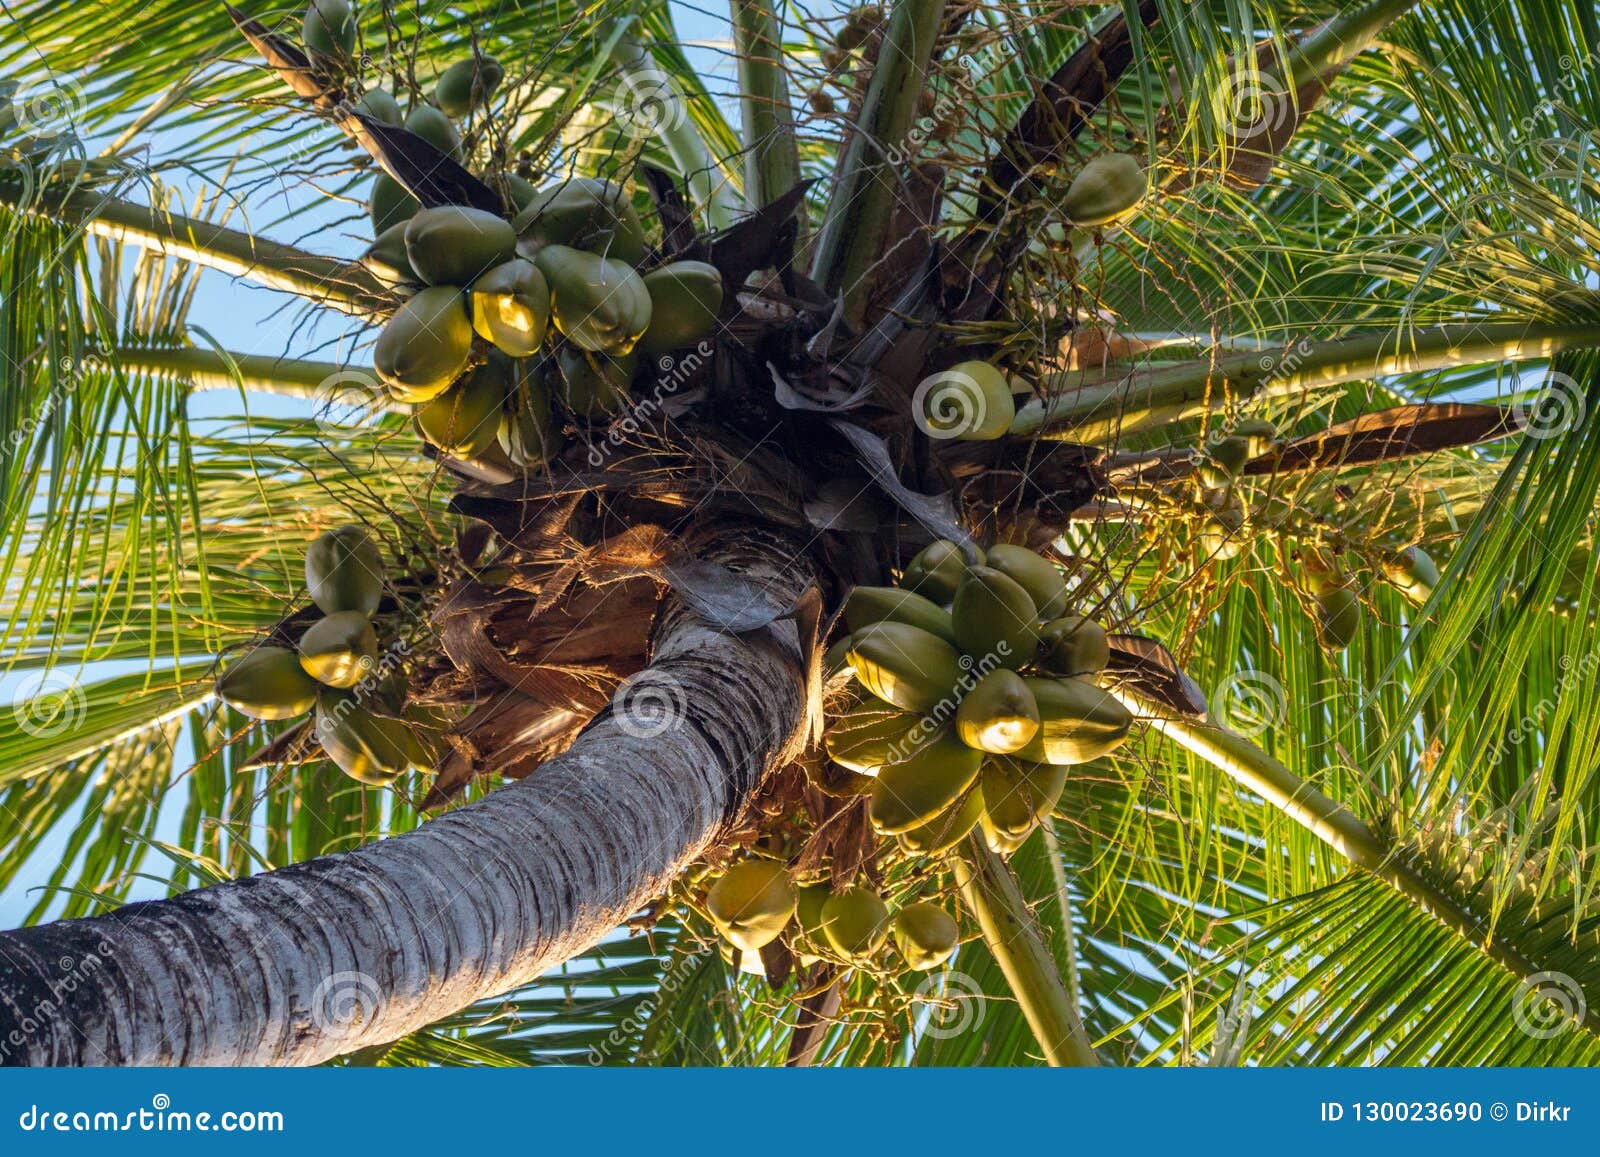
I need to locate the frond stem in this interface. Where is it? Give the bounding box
[1112,689,1600,1039]
[809,0,946,320]
[730,0,803,219]
[8,184,390,316]
[954,837,1099,1066]
[612,38,743,229]
[1010,320,1600,443]
[114,346,396,408]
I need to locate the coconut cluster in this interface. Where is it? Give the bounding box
[696,541,1133,975]
[1280,539,1440,653]
[826,540,1132,857]
[704,860,960,977]
[369,185,723,467]
[215,525,432,786]
[299,1,725,470]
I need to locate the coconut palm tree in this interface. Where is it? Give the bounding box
[1,0,1599,1067]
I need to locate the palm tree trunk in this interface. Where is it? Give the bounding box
[0,535,813,1065]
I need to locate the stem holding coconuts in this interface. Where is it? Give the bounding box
[954,837,1099,1066]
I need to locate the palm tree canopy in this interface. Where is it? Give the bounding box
[2,0,1600,1066]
